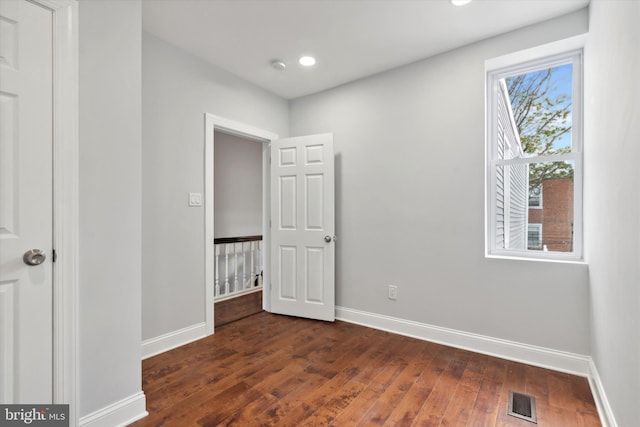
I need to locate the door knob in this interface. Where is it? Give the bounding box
[23,249,46,266]
[324,235,332,243]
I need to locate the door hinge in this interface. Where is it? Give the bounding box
[52,249,57,263]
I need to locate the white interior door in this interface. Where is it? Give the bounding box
[270,134,335,321]
[0,0,53,403]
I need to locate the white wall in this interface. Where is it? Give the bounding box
[141,33,288,340]
[214,131,263,238]
[78,0,144,418]
[584,1,640,426]
[289,10,590,354]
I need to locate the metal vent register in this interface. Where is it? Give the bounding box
[507,391,537,423]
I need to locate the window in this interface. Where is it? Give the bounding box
[528,184,542,208]
[486,40,583,261]
[528,224,542,250]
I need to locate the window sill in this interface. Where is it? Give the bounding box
[485,252,586,265]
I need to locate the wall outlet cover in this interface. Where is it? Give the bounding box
[388,285,398,300]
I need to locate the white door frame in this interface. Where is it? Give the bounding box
[204,113,278,335]
[33,0,79,423]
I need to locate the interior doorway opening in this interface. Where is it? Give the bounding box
[213,131,264,327]
[205,114,336,333]
[204,113,278,335]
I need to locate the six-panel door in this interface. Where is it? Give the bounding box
[0,0,54,403]
[270,134,335,321]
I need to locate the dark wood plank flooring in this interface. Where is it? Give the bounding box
[215,291,263,327]
[133,312,601,426]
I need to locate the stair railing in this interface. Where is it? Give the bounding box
[214,235,263,302]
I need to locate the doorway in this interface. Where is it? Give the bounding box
[213,131,265,327]
[204,114,278,335]
[204,114,337,335]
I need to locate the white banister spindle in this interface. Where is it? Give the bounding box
[242,242,248,289]
[257,241,262,287]
[215,244,220,297]
[238,242,243,290]
[233,242,239,293]
[250,241,255,288]
[224,243,230,295]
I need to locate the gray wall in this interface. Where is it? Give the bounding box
[79,0,143,416]
[289,10,590,354]
[141,33,288,340]
[80,3,639,424]
[214,131,263,238]
[584,1,640,426]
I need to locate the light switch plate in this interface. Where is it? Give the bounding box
[188,192,202,207]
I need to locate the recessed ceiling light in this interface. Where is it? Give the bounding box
[450,0,472,5]
[298,56,317,67]
[270,60,286,71]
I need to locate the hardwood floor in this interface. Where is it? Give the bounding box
[133,312,601,426]
[215,291,263,327]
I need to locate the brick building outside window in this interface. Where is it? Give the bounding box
[528,177,574,252]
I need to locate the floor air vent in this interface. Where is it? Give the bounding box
[507,390,537,423]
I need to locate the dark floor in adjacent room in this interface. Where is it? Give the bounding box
[214,290,263,328]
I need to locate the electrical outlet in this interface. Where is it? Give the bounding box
[388,285,398,300]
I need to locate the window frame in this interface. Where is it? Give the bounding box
[485,36,584,262]
[528,223,543,250]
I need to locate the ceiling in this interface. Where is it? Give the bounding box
[142,0,589,100]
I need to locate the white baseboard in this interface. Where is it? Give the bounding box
[588,359,618,427]
[141,322,207,360]
[79,391,147,427]
[335,306,591,376]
